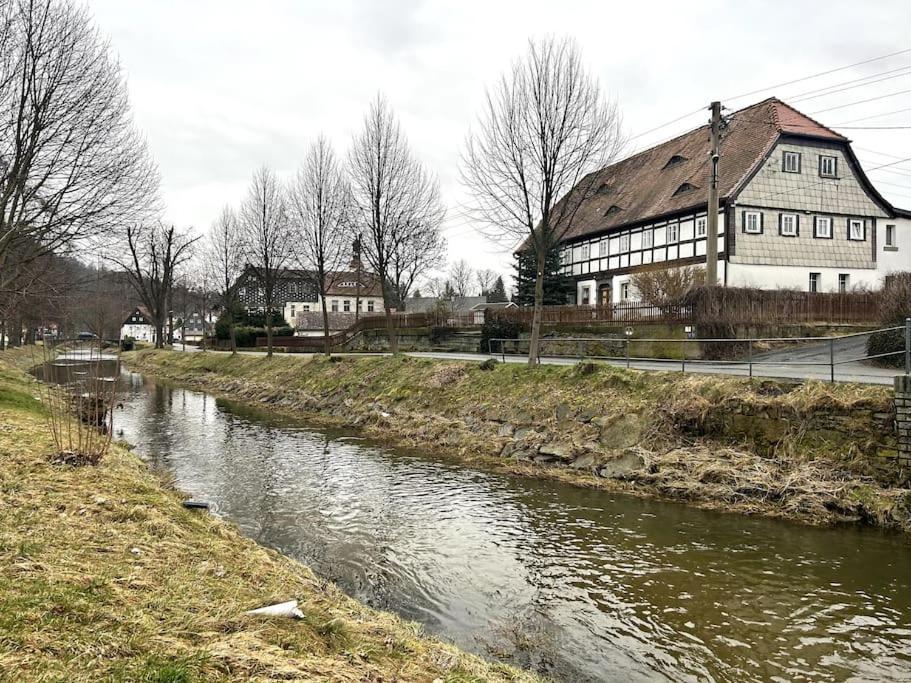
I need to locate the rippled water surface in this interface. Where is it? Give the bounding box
[116,371,911,682]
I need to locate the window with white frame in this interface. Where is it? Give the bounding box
[743,211,762,234]
[809,272,821,293]
[885,224,897,248]
[783,151,801,173]
[331,300,338,312]
[302,305,310,312]
[695,217,707,237]
[819,155,837,178]
[290,305,296,318]
[780,213,798,236]
[343,300,350,312]
[619,234,630,252]
[560,249,569,265]
[667,223,679,242]
[581,287,590,305]
[599,239,608,256]
[642,229,653,248]
[814,216,832,239]
[848,219,865,241]
[620,282,630,301]
[367,300,375,312]
[838,273,849,293]
[581,244,590,260]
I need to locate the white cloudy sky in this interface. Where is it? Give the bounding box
[87,0,911,289]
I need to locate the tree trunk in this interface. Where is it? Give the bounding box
[321,296,331,357]
[527,247,546,366]
[155,320,164,349]
[266,311,273,358]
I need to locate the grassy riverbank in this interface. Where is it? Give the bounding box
[125,349,911,533]
[0,352,537,682]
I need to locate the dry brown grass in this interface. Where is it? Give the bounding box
[0,353,538,682]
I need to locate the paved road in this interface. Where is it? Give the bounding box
[176,343,902,385]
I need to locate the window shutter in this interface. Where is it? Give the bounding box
[759,212,764,231]
[778,213,783,235]
[795,214,800,236]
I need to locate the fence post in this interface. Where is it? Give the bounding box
[905,318,910,375]
[625,338,630,369]
[829,337,835,383]
[748,338,753,378]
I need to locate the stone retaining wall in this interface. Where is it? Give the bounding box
[897,375,911,469]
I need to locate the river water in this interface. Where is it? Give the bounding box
[114,370,911,682]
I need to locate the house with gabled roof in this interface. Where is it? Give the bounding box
[552,97,911,305]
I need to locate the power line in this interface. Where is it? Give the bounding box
[836,106,911,124]
[809,88,911,114]
[789,65,911,103]
[722,46,911,103]
[753,155,911,202]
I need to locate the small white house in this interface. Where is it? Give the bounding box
[120,306,170,344]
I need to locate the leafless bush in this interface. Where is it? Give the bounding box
[630,265,705,309]
[34,338,120,465]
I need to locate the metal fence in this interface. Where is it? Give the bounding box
[487,319,911,383]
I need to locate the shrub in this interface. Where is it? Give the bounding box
[120,336,135,352]
[867,273,911,367]
[479,316,524,354]
[233,326,293,348]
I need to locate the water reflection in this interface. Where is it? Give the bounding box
[116,370,911,682]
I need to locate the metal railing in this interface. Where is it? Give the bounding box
[487,319,911,382]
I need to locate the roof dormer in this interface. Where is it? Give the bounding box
[663,154,688,169]
[672,182,697,196]
[603,205,622,217]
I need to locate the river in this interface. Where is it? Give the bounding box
[114,369,911,682]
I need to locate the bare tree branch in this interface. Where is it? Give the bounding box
[348,94,445,352]
[461,37,623,364]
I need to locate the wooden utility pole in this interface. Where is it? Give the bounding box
[706,101,721,287]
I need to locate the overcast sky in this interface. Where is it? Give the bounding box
[87,0,911,290]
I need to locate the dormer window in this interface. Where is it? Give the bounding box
[663,154,688,169]
[672,183,696,196]
[603,205,622,217]
[596,183,612,195]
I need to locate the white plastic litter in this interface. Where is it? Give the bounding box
[245,600,304,619]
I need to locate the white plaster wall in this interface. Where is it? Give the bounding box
[878,216,911,277]
[576,279,597,305]
[726,263,882,291]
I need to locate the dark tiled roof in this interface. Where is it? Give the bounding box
[555,98,847,243]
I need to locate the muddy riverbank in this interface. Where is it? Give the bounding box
[125,350,911,532]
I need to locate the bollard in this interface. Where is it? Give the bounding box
[905,318,910,376]
[626,338,630,369]
[748,338,753,378]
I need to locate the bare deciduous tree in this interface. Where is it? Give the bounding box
[287,136,351,356]
[239,165,293,357]
[462,37,623,365]
[349,94,445,353]
[449,259,474,298]
[0,0,158,303]
[205,206,244,354]
[115,223,198,349]
[476,268,497,297]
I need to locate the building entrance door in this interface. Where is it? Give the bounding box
[598,284,612,306]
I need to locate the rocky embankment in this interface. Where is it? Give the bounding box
[126,350,911,532]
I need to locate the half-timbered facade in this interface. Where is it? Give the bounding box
[553,97,910,304]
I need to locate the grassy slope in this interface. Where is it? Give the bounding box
[0,353,536,683]
[124,350,911,531]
